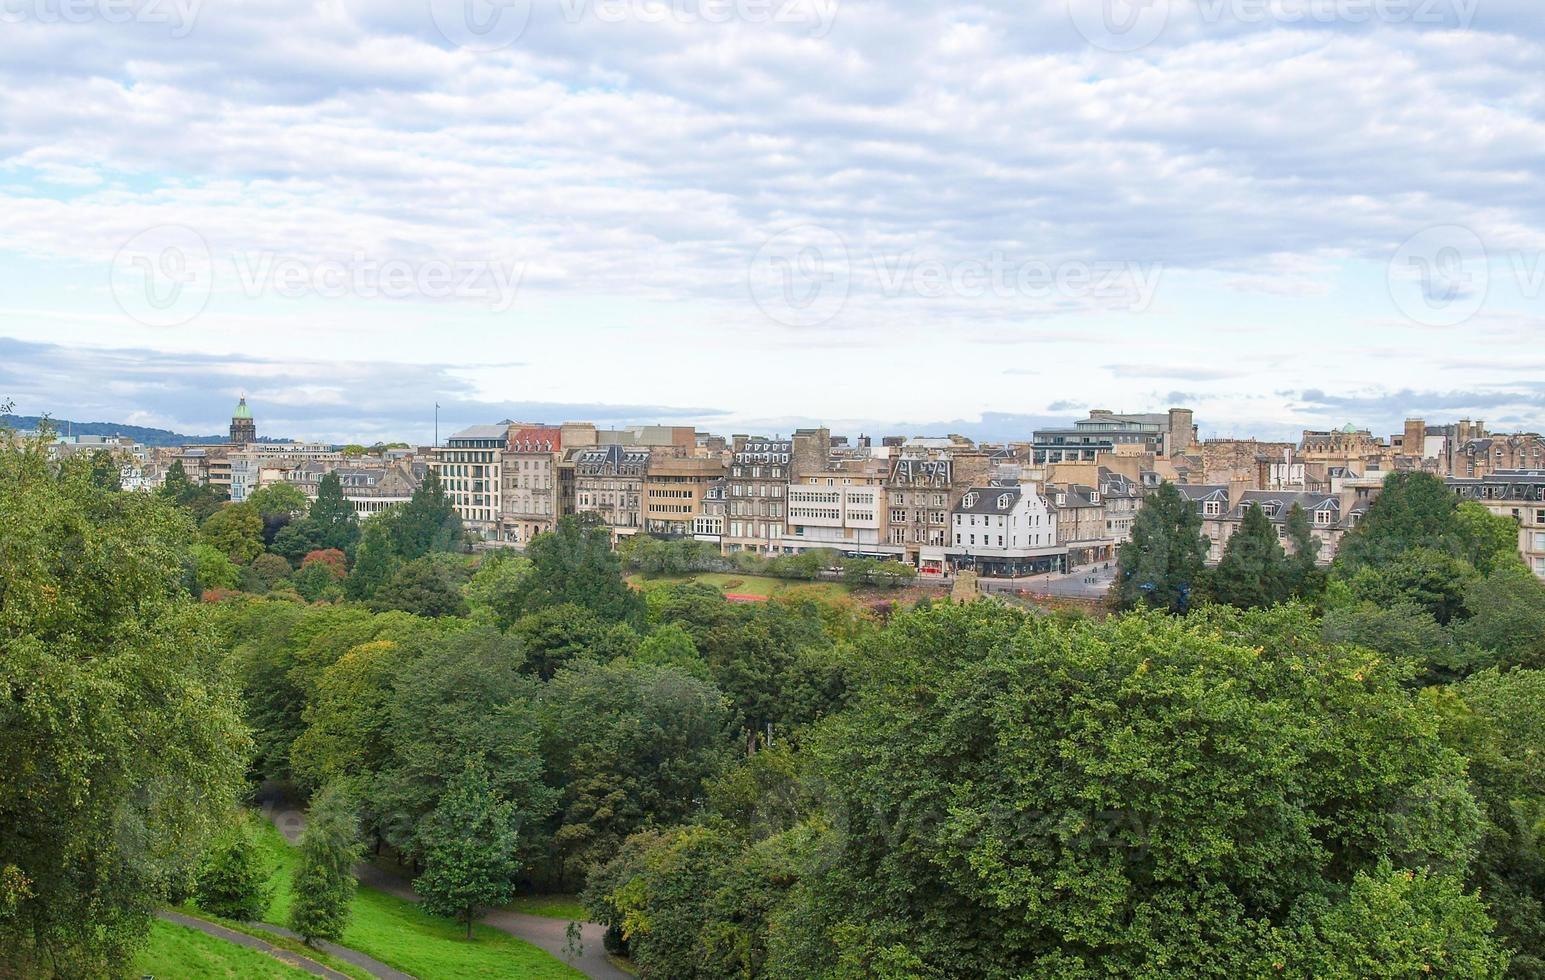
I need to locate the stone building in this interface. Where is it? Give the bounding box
[722,434,796,555]
[500,425,565,545]
[1046,483,1114,566]
[1450,470,1545,578]
[781,453,888,556]
[229,397,257,448]
[884,446,991,574]
[573,444,651,538]
[1032,408,1196,464]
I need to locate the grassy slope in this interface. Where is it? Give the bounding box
[255,819,584,980]
[132,917,314,979]
[506,894,587,921]
[628,571,850,599]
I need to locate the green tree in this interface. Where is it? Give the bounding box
[1283,502,1325,600]
[345,517,399,602]
[309,472,359,553]
[1345,547,1478,625]
[290,640,401,796]
[1453,563,1545,671]
[390,471,463,560]
[249,552,294,593]
[248,483,310,546]
[189,541,242,594]
[194,815,273,922]
[415,759,523,939]
[539,659,732,885]
[202,501,265,563]
[763,602,1484,977]
[464,551,532,628]
[1212,502,1289,609]
[505,514,644,624]
[272,517,326,563]
[510,603,610,681]
[1337,471,1463,573]
[372,629,555,868]
[0,441,249,975]
[632,623,710,679]
[371,557,468,618]
[293,549,348,603]
[88,449,120,491]
[289,783,365,945]
[1115,481,1210,613]
[1456,501,1524,576]
[1446,669,1545,975]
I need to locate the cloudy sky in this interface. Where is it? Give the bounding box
[1,0,1543,444]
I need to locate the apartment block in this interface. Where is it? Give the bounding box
[946,484,1063,576]
[428,424,508,539]
[643,455,727,536]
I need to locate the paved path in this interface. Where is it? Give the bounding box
[263,801,630,980]
[156,910,352,979]
[248,921,415,980]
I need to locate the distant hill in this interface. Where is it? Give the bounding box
[1,415,292,447]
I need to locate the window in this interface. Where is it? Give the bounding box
[1203,500,1221,517]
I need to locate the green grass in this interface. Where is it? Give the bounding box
[506,894,587,921]
[628,571,850,599]
[253,818,584,979]
[132,917,313,979]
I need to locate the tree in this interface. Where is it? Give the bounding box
[0,441,249,975]
[510,603,610,681]
[248,483,310,546]
[760,602,1484,977]
[1336,472,1463,569]
[294,549,348,603]
[1344,547,1477,626]
[464,551,532,628]
[390,471,463,560]
[371,557,468,618]
[194,815,272,922]
[632,623,710,680]
[1455,501,1524,576]
[249,552,294,593]
[503,514,644,624]
[189,541,242,594]
[1212,502,1289,609]
[415,759,523,939]
[1453,563,1545,672]
[345,517,398,602]
[1116,481,1210,613]
[289,783,365,945]
[372,629,555,868]
[202,501,265,563]
[272,518,326,563]
[539,659,732,885]
[1446,669,1545,974]
[310,472,359,554]
[88,449,120,491]
[1283,502,1325,600]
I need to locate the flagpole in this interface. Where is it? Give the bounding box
[434,403,439,448]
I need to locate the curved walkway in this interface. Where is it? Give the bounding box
[263,801,630,980]
[248,920,415,980]
[157,910,352,979]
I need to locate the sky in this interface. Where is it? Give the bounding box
[1,0,1543,445]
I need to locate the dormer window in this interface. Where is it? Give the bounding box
[962,492,978,509]
[997,494,1012,510]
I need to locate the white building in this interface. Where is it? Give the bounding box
[428,424,509,540]
[947,484,1064,576]
[780,477,886,555]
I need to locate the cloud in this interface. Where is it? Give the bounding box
[0,338,726,443]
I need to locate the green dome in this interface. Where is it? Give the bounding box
[1341,422,1358,434]
[233,397,252,420]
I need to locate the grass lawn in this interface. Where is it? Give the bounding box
[507,894,587,921]
[253,818,584,979]
[132,917,313,979]
[628,571,850,600]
